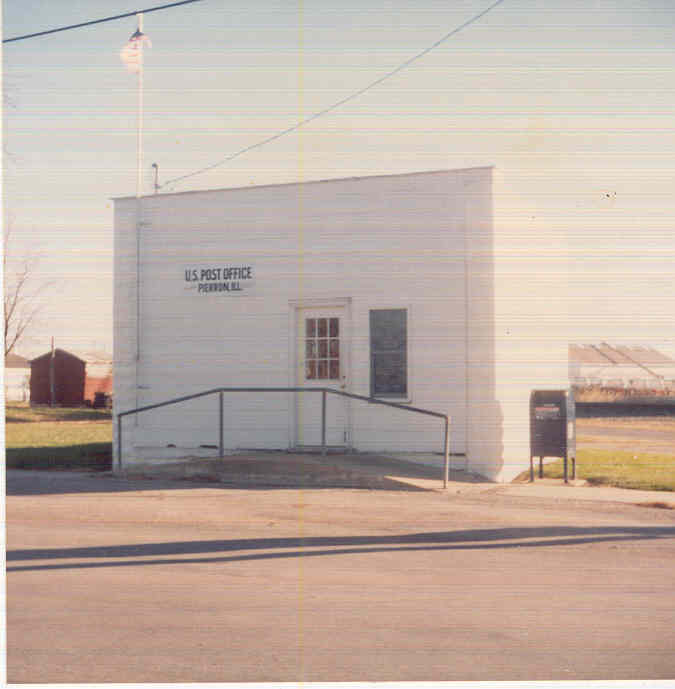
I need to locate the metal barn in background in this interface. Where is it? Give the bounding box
[569,343,675,390]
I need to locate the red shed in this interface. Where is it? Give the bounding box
[30,349,86,406]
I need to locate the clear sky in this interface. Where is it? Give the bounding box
[3,0,675,359]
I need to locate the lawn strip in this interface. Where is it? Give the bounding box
[529,449,675,492]
[5,416,112,471]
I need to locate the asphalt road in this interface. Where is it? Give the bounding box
[6,470,675,683]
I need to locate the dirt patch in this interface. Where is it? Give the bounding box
[578,417,675,431]
[576,417,675,455]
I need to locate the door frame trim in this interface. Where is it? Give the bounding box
[288,298,352,448]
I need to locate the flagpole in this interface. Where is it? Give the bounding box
[135,12,144,419]
[136,12,144,199]
[119,16,150,432]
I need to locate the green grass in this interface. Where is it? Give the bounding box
[525,449,675,492]
[5,404,112,471]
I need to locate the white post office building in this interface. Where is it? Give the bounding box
[113,166,569,482]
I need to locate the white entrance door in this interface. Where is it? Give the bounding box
[295,307,348,447]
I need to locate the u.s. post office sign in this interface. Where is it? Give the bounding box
[184,265,254,294]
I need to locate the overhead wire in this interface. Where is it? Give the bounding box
[162,0,507,189]
[2,0,203,43]
[4,0,507,189]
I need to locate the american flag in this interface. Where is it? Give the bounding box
[120,29,151,73]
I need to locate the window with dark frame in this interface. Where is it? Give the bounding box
[369,309,407,397]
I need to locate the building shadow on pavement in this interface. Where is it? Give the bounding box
[7,525,675,573]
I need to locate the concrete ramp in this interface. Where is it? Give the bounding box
[120,452,490,492]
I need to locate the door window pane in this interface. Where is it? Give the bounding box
[317,318,327,337]
[305,317,341,381]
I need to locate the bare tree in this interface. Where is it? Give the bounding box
[3,222,48,357]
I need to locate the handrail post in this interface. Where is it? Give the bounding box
[321,389,327,456]
[117,414,123,472]
[443,415,450,489]
[219,390,224,459]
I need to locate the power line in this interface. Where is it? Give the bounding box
[163,0,507,189]
[2,0,203,44]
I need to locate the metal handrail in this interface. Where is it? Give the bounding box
[117,387,451,488]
